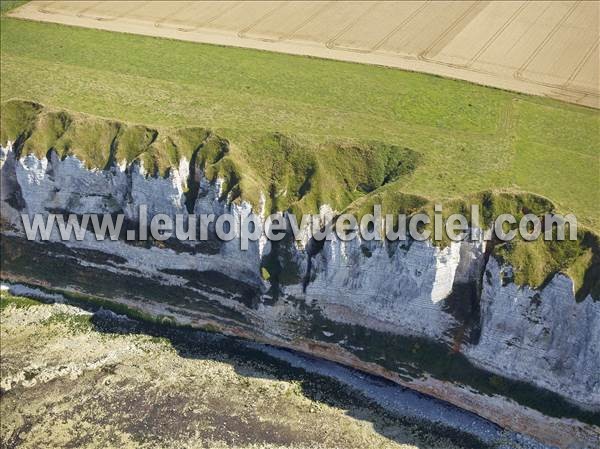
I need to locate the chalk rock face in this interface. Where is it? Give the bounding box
[15,151,129,216]
[0,144,265,288]
[1,145,599,445]
[285,235,479,340]
[465,257,600,408]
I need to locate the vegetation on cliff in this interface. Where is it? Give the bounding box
[0,4,598,295]
[2,100,598,299]
[1,15,598,230]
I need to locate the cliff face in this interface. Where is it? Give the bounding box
[466,257,600,407]
[1,144,599,448]
[287,224,600,409]
[286,232,484,341]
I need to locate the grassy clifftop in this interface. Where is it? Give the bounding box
[2,100,599,300]
[0,99,421,216]
[1,17,598,231]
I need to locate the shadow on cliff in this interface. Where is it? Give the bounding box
[79,307,489,449]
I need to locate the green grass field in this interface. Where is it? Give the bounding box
[1,16,598,228]
[0,11,599,294]
[0,1,27,14]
